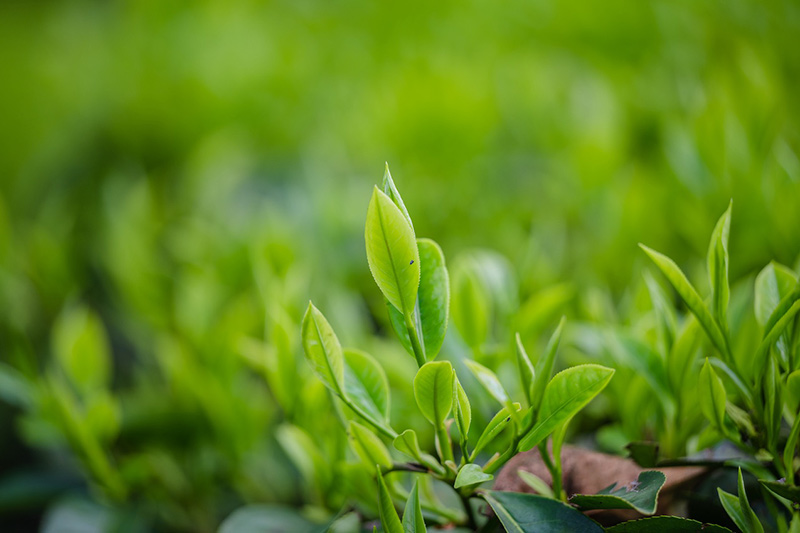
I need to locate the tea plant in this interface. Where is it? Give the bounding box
[296,166,631,531]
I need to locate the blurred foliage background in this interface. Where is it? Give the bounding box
[1,0,800,531]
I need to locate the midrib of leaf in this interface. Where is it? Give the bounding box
[482,493,525,533]
[376,197,412,317]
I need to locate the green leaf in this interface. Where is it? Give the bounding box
[348,421,392,470]
[754,262,797,326]
[402,480,426,533]
[644,271,678,354]
[465,360,509,405]
[753,282,800,381]
[413,361,454,426]
[52,306,111,392]
[377,468,403,533]
[519,364,614,451]
[626,442,660,468]
[699,359,727,431]
[343,349,390,428]
[453,374,471,439]
[530,317,566,410]
[760,480,800,504]
[717,469,764,533]
[482,490,604,533]
[639,244,730,359]
[570,470,666,515]
[219,505,319,533]
[785,404,800,479]
[707,201,732,329]
[392,430,444,474]
[276,424,330,495]
[451,261,490,350]
[471,403,522,459]
[382,163,414,232]
[365,186,421,317]
[517,470,555,498]
[605,516,732,532]
[301,303,344,395]
[786,370,800,414]
[454,464,492,489]
[515,333,535,404]
[387,238,450,362]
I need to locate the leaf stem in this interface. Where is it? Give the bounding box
[404,312,426,368]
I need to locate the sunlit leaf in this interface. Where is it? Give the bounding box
[413,361,454,426]
[402,480,426,533]
[343,349,390,428]
[717,469,764,533]
[453,374,471,440]
[699,358,727,431]
[530,317,566,410]
[471,403,522,459]
[515,333,535,405]
[465,360,509,406]
[348,421,392,470]
[454,463,492,489]
[707,201,731,329]
[301,303,344,395]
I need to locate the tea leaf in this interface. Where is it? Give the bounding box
[570,470,666,515]
[482,490,604,533]
[639,244,730,359]
[301,303,344,395]
[392,429,444,474]
[754,262,797,326]
[472,404,522,459]
[517,470,555,498]
[465,360,509,406]
[520,364,614,451]
[451,262,489,350]
[377,468,403,533]
[402,480,426,533]
[219,505,319,533]
[604,516,732,532]
[707,201,732,329]
[717,469,764,533]
[786,370,800,414]
[699,359,727,431]
[515,333,535,405]
[413,361,454,426]
[453,374,472,439]
[343,349,390,427]
[753,283,800,381]
[348,421,392,470]
[759,480,800,504]
[382,163,414,232]
[365,186,420,317]
[454,463,492,489]
[530,317,566,410]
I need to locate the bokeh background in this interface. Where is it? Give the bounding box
[1,0,800,531]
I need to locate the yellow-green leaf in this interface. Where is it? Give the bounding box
[301,303,344,394]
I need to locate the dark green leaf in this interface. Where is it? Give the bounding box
[482,490,604,533]
[570,470,666,515]
[219,504,319,533]
[717,469,763,533]
[626,442,659,468]
[605,516,732,532]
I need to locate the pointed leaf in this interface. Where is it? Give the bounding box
[472,404,522,459]
[413,361,454,426]
[570,471,666,515]
[365,187,420,316]
[402,480,426,533]
[520,364,614,451]
[515,333,535,404]
[392,429,444,475]
[453,374,471,439]
[754,262,797,326]
[605,516,732,532]
[348,421,392,470]
[382,164,414,231]
[707,202,732,328]
[454,464,492,489]
[760,480,800,504]
[482,490,604,533]
[699,359,727,430]
[301,303,344,394]
[377,468,403,533]
[465,360,509,405]
[717,469,763,533]
[640,244,730,359]
[531,318,566,410]
[517,470,555,498]
[343,349,390,427]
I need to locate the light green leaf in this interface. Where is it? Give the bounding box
[392,429,444,475]
[515,333,535,405]
[219,505,319,533]
[482,490,604,533]
[365,187,420,317]
[753,282,800,382]
[699,358,727,431]
[413,361,454,426]
[387,238,450,361]
[465,360,508,406]
[343,349,390,428]
[717,469,763,533]
[453,374,471,439]
[402,480,426,533]
[517,470,555,498]
[519,364,614,451]
[760,480,800,504]
[377,468,403,533]
[301,303,344,395]
[531,317,566,410]
[454,463,493,489]
[52,306,111,392]
[639,244,730,359]
[570,470,666,515]
[451,262,489,350]
[786,370,800,414]
[382,163,414,232]
[707,201,732,329]
[471,403,522,459]
[348,421,392,470]
[276,424,330,495]
[644,271,678,355]
[754,262,797,326]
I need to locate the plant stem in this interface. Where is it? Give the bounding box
[340,395,398,439]
[404,312,426,367]
[436,423,455,464]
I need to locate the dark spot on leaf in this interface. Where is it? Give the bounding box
[410,260,414,265]
[505,417,511,422]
